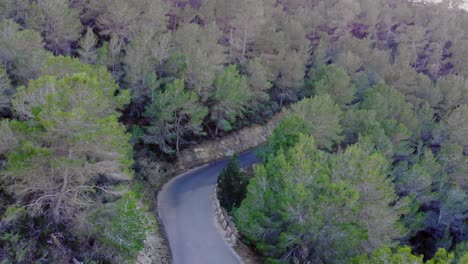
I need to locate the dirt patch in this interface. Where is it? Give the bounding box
[136,230,170,264]
[235,242,264,264]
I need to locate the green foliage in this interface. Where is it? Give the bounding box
[6,141,51,171]
[352,246,423,264]
[435,75,468,116]
[98,191,151,262]
[144,78,208,153]
[39,56,131,109]
[129,125,145,145]
[395,149,440,205]
[332,140,408,251]
[428,248,455,264]
[235,135,367,263]
[352,246,455,264]
[237,131,410,263]
[0,20,51,84]
[307,65,357,107]
[0,230,47,263]
[211,65,251,134]
[217,155,248,211]
[261,114,310,159]
[1,0,468,262]
[2,64,133,224]
[163,52,187,77]
[0,64,12,110]
[341,83,419,157]
[290,95,344,150]
[26,0,82,55]
[446,105,468,147]
[174,22,227,98]
[246,58,272,102]
[78,27,98,64]
[453,242,468,264]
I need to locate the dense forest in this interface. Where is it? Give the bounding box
[0,0,467,263]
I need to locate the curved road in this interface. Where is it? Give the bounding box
[158,150,258,264]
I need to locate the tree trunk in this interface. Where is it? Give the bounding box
[229,26,233,59]
[53,150,71,223]
[175,114,181,153]
[242,30,247,59]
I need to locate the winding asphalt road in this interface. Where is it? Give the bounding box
[158,150,258,264]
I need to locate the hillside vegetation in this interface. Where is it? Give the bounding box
[0,0,467,263]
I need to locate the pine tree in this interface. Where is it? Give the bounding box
[78,27,98,64]
[333,139,408,252]
[0,20,51,84]
[174,22,227,99]
[228,0,267,61]
[309,65,357,108]
[217,155,248,211]
[210,65,251,135]
[96,34,124,80]
[123,30,156,111]
[92,0,168,41]
[26,0,82,54]
[361,83,418,156]
[144,79,208,153]
[2,59,132,225]
[262,114,310,158]
[290,95,344,151]
[436,75,468,116]
[446,105,468,148]
[0,64,12,111]
[246,58,272,102]
[352,246,454,264]
[235,135,365,263]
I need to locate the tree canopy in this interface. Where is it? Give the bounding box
[0,0,467,262]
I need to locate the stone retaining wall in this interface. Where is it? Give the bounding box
[175,111,285,171]
[212,185,239,247]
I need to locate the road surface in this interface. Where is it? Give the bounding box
[158,150,258,264]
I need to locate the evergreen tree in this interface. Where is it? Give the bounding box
[290,95,344,151]
[39,56,130,111]
[217,155,248,211]
[91,0,169,41]
[235,135,366,263]
[210,65,251,134]
[446,105,468,148]
[96,34,124,79]
[144,79,208,153]
[2,72,132,224]
[246,58,272,102]
[332,139,408,252]
[174,22,227,99]
[436,75,468,116]
[0,20,51,84]
[78,27,98,64]
[352,246,454,264]
[123,30,157,112]
[309,65,357,108]
[262,114,310,158]
[26,0,82,55]
[97,190,152,262]
[361,83,418,156]
[0,64,12,112]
